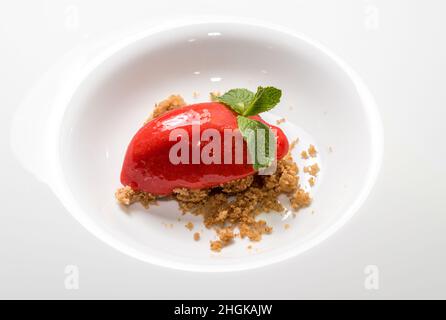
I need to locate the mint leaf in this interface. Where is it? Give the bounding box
[217,88,255,114]
[243,86,282,116]
[237,115,276,170]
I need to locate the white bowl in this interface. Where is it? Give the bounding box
[12,19,383,272]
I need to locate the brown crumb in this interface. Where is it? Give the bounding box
[290,189,312,210]
[289,138,299,151]
[185,222,194,231]
[301,150,309,159]
[247,245,253,250]
[276,118,286,125]
[115,186,156,208]
[218,227,235,243]
[308,177,315,187]
[173,188,209,202]
[308,144,317,157]
[304,163,320,177]
[220,175,253,193]
[146,94,186,123]
[193,232,200,241]
[210,240,223,252]
[192,91,200,99]
[284,224,290,230]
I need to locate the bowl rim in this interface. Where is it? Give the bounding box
[46,17,384,272]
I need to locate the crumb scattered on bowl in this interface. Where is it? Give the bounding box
[276,118,286,125]
[301,150,309,159]
[304,163,320,177]
[185,222,194,231]
[290,138,299,151]
[193,232,200,241]
[308,144,317,157]
[284,224,290,230]
[308,177,315,187]
[146,94,185,123]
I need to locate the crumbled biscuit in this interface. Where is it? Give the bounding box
[289,138,299,151]
[220,175,253,193]
[193,232,200,241]
[210,240,223,252]
[217,227,235,243]
[301,151,309,159]
[290,189,311,210]
[303,163,320,177]
[276,118,286,125]
[308,177,315,187]
[185,222,194,231]
[173,188,209,202]
[308,144,317,157]
[115,186,156,208]
[146,94,186,123]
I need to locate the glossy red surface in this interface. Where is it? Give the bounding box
[120,102,289,195]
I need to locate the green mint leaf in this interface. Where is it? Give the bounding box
[237,115,276,170]
[216,88,255,114]
[243,86,282,116]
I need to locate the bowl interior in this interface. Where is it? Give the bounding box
[57,22,380,271]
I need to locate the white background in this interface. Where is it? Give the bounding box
[0,0,445,299]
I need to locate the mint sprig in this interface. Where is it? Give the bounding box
[216,86,282,170]
[217,86,281,116]
[216,88,254,114]
[237,116,276,170]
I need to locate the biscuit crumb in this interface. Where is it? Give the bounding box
[218,227,235,243]
[289,138,299,151]
[193,232,200,241]
[276,118,286,125]
[308,144,317,157]
[146,95,186,123]
[301,151,309,159]
[284,224,290,230]
[115,186,156,208]
[185,222,194,231]
[174,188,209,202]
[210,240,223,252]
[308,177,315,187]
[290,189,311,210]
[304,163,320,177]
[247,245,253,250]
[220,176,253,193]
[192,91,200,99]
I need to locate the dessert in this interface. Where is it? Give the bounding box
[116,86,315,251]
